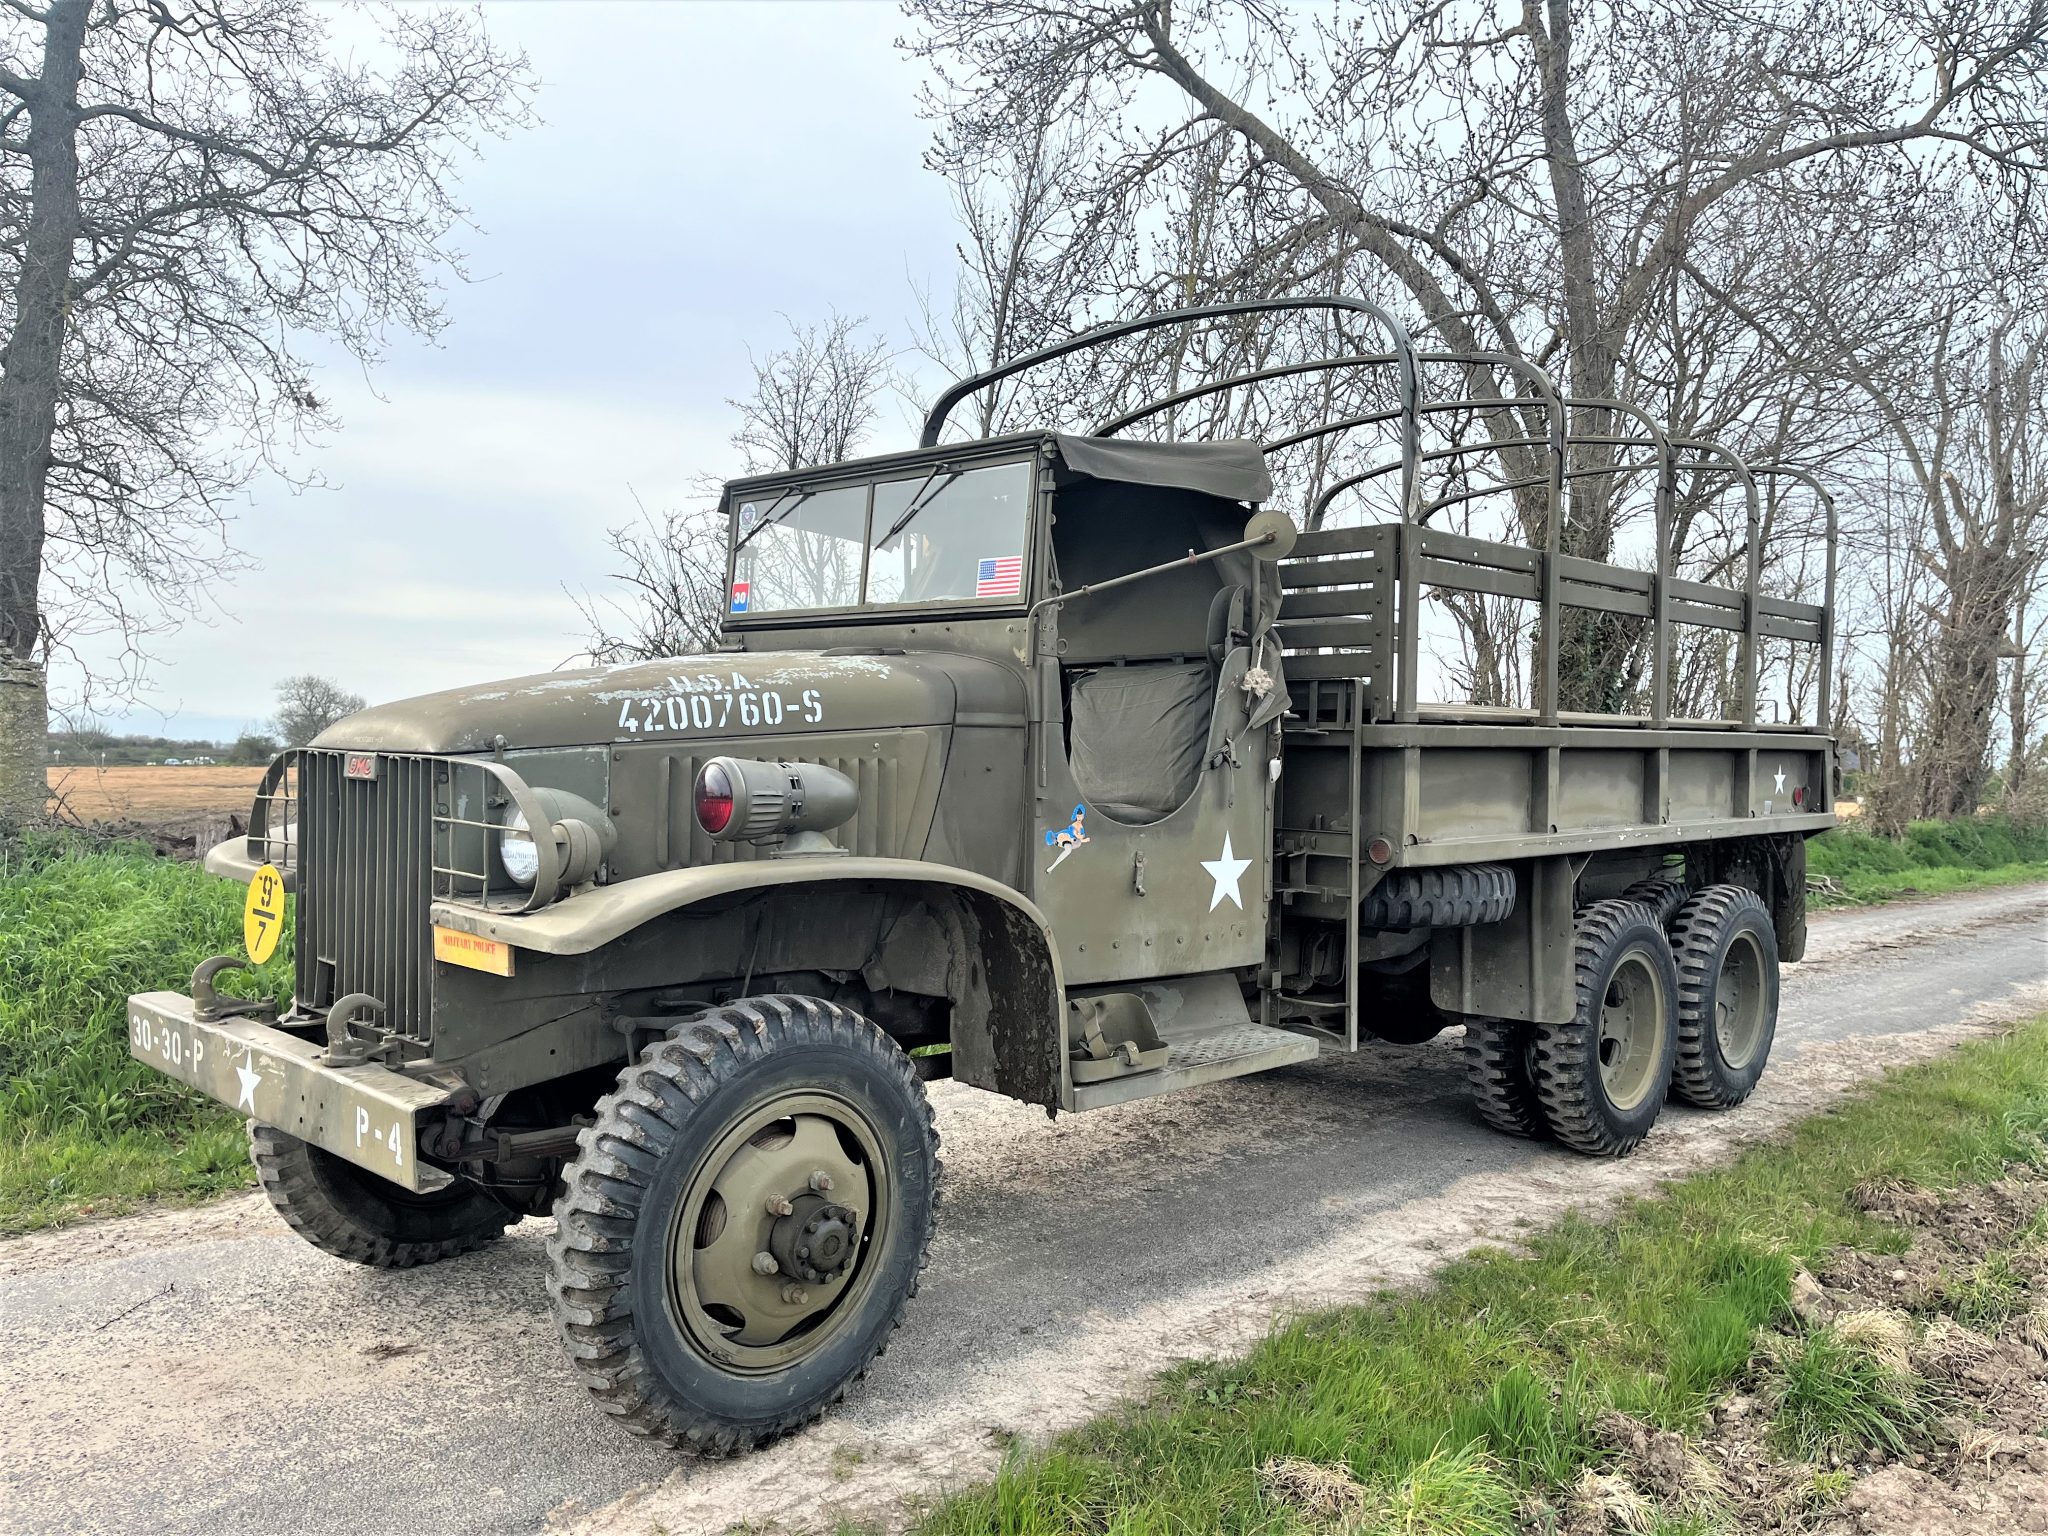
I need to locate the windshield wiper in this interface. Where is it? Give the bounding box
[731,487,814,556]
[876,469,963,547]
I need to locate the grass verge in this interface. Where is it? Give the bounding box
[1807,815,2048,907]
[0,832,289,1233]
[909,1018,2048,1535]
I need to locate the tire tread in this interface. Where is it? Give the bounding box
[1529,898,1677,1157]
[1463,1018,1551,1140]
[249,1123,514,1269]
[1361,863,1516,930]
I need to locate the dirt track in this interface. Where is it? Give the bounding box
[1,884,2043,1536]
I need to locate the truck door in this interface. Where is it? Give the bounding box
[1028,644,1276,987]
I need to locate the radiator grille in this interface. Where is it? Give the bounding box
[294,750,436,1038]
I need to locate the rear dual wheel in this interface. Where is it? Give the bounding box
[1467,886,1782,1155]
[1530,899,1682,1156]
[1668,885,1780,1108]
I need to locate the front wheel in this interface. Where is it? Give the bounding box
[547,995,939,1454]
[249,1124,516,1268]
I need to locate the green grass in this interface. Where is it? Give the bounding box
[1944,1244,2035,1332]
[1769,1326,1933,1461]
[1808,815,2048,906]
[912,1019,2048,1534]
[0,832,290,1232]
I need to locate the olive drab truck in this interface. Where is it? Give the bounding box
[127,297,1838,1452]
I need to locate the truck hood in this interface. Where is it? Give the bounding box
[312,651,1026,755]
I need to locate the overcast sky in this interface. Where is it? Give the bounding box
[82,1,961,742]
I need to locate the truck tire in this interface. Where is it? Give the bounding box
[1667,885,1780,1109]
[1620,874,1689,926]
[1773,837,1809,962]
[249,1123,516,1268]
[1360,863,1516,930]
[1463,1018,1550,1139]
[547,994,939,1454]
[1530,900,1680,1156]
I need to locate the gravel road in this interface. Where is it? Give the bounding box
[2,883,2043,1536]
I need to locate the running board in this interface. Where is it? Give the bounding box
[1070,1017,1318,1110]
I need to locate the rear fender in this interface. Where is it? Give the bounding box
[432,859,1067,1108]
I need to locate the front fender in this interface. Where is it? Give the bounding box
[432,859,1069,1108]
[203,835,295,892]
[430,858,1053,962]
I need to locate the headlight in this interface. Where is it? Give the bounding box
[498,806,539,887]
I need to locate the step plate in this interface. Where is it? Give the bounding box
[1070,1020,1319,1111]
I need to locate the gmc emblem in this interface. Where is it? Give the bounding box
[343,752,379,782]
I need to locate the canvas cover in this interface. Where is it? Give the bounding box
[1067,661,1214,824]
[1053,435,1273,505]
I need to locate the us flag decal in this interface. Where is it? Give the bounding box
[975,555,1023,598]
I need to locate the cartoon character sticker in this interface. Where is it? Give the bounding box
[1043,803,1089,872]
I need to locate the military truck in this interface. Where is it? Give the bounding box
[127,298,1837,1452]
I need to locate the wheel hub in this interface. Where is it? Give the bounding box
[1715,930,1767,1068]
[669,1101,885,1371]
[1596,952,1666,1113]
[770,1194,859,1283]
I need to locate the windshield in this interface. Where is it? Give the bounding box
[728,458,1032,617]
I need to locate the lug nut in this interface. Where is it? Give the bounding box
[765,1195,793,1217]
[781,1283,809,1306]
[797,1245,810,1260]
[809,1170,834,1192]
[750,1251,779,1276]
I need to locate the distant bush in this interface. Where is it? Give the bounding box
[1809,815,2048,903]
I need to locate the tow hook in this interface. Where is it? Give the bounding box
[321,993,391,1066]
[189,956,279,1024]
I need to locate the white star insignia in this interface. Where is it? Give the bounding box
[234,1057,261,1112]
[1201,833,1252,912]
[1773,764,1787,794]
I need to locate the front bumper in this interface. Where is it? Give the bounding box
[126,991,455,1192]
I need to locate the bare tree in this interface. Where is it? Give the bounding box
[909,71,1115,434]
[1849,302,2048,819]
[272,673,364,748]
[0,0,529,824]
[731,312,892,474]
[905,0,2046,711]
[574,498,729,665]
[580,314,894,663]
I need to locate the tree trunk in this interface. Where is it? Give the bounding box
[0,0,89,825]
[2007,616,2031,813]
[1914,542,2021,821]
[0,653,49,826]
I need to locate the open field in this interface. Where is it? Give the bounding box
[45,763,265,839]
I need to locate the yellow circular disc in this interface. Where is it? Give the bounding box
[244,863,287,965]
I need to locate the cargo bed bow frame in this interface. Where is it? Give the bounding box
[922,295,1837,736]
